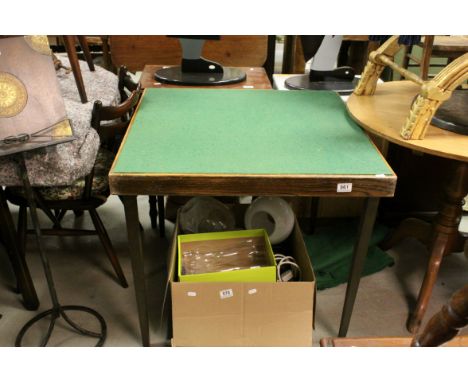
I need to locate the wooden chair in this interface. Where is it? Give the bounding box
[117,66,166,237]
[0,187,39,310]
[402,35,468,81]
[62,36,96,103]
[320,284,468,347]
[5,86,144,289]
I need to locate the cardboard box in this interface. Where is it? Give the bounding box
[178,229,277,283]
[167,206,316,346]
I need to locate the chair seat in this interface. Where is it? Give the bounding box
[9,148,114,202]
[426,36,468,54]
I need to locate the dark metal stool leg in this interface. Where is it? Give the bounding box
[14,154,106,347]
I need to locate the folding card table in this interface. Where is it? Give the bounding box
[109,88,396,346]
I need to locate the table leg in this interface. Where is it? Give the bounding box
[148,196,157,230]
[407,161,468,333]
[121,195,150,346]
[0,188,39,311]
[338,197,380,337]
[157,195,165,238]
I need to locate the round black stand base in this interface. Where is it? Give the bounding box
[155,66,246,86]
[432,89,468,135]
[14,154,107,347]
[15,305,107,347]
[285,74,359,95]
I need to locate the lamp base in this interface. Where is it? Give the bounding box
[432,89,468,135]
[285,74,359,95]
[155,66,246,86]
[15,305,107,347]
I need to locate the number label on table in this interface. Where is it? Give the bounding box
[337,183,353,193]
[219,289,234,300]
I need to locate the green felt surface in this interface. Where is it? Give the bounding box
[113,88,392,175]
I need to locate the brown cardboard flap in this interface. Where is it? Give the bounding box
[243,282,313,346]
[167,219,179,282]
[172,283,244,318]
[171,283,244,346]
[172,282,313,347]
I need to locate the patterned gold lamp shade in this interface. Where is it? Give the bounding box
[0,72,28,117]
[0,35,74,157]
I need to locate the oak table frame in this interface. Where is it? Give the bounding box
[110,86,396,347]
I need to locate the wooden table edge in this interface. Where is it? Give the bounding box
[110,88,147,175]
[109,172,397,197]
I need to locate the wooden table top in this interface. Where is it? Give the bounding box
[109,88,396,197]
[347,81,468,162]
[140,65,272,90]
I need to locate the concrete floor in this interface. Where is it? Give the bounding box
[1,195,467,347]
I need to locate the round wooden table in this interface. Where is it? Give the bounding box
[347,80,468,333]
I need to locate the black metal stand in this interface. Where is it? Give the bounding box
[154,37,246,86]
[14,153,106,347]
[431,89,468,135]
[155,66,246,86]
[285,74,359,95]
[286,65,358,94]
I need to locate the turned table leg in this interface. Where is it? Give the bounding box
[407,161,468,333]
[412,284,468,347]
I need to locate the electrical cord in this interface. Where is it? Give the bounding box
[274,254,301,282]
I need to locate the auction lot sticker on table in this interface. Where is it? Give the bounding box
[0,36,74,157]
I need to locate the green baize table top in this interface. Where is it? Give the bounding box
[112,88,393,176]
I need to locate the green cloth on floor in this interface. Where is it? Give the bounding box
[304,219,394,290]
